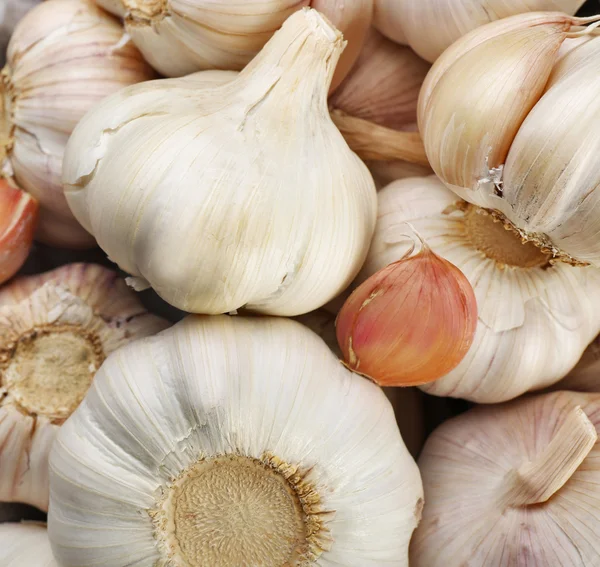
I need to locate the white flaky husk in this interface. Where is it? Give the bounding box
[48,315,423,566]
[359,176,600,403]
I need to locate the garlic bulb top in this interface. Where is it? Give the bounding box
[48,315,423,566]
[94,0,372,89]
[0,523,56,567]
[1,0,155,248]
[63,9,377,316]
[360,176,600,403]
[0,263,168,511]
[397,0,585,63]
[412,390,600,566]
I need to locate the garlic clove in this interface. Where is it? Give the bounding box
[411,391,600,566]
[0,178,38,285]
[373,0,408,45]
[63,9,377,317]
[0,522,56,566]
[2,0,155,248]
[0,263,169,511]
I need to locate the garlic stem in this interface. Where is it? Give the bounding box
[330,109,429,165]
[500,406,597,509]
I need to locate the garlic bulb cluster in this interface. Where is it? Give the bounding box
[48,315,423,566]
[360,176,600,403]
[0,523,56,566]
[0,263,168,511]
[1,0,155,248]
[392,1,585,63]
[0,178,37,284]
[63,9,377,316]
[0,0,41,66]
[419,13,600,266]
[412,390,600,566]
[94,0,372,90]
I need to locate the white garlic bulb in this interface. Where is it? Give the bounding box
[0,263,168,511]
[412,390,600,566]
[0,523,56,566]
[1,0,155,248]
[48,315,423,566]
[359,176,600,403]
[93,0,372,89]
[0,0,41,66]
[63,9,377,316]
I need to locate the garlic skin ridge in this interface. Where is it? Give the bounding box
[360,176,600,403]
[63,9,377,317]
[0,522,56,567]
[1,0,155,248]
[0,263,169,512]
[48,315,423,566]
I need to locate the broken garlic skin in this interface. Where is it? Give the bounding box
[63,10,377,316]
[48,315,423,566]
[2,0,155,248]
[412,391,600,566]
[0,263,169,512]
[0,523,56,566]
[361,176,600,403]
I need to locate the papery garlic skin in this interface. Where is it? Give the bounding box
[48,315,423,566]
[360,176,600,403]
[1,0,155,248]
[0,263,168,511]
[0,523,56,567]
[0,0,41,66]
[63,9,377,316]
[412,391,600,566]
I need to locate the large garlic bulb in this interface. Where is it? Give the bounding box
[1,0,155,248]
[48,315,423,566]
[360,176,600,403]
[412,390,600,566]
[0,263,168,511]
[63,9,377,316]
[0,523,56,566]
[419,13,600,267]
[0,0,41,66]
[93,0,372,89]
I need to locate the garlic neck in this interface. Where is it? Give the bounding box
[0,324,105,423]
[123,0,167,21]
[499,406,597,509]
[152,453,331,566]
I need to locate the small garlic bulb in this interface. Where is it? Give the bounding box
[0,263,168,511]
[63,9,377,317]
[0,178,37,285]
[360,176,600,403]
[395,0,585,63]
[1,0,155,248]
[419,13,600,266]
[94,0,372,89]
[412,391,600,566]
[0,522,56,566]
[48,315,423,566]
[0,0,41,66]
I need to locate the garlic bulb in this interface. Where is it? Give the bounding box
[0,0,41,66]
[0,178,37,285]
[1,0,155,248]
[63,9,377,317]
[360,176,600,403]
[0,263,168,511]
[411,390,600,566]
[397,1,585,63]
[48,315,423,566]
[0,523,56,566]
[94,0,372,89]
[419,13,600,266]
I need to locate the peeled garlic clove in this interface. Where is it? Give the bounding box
[412,391,600,566]
[361,176,600,402]
[336,243,477,386]
[0,523,56,566]
[2,0,155,249]
[63,9,377,317]
[0,263,169,511]
[48,315,423,566]
[418,12,575,205]
[397,0,585,63]
[373,0,408,45]
[0,179,38,285]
